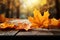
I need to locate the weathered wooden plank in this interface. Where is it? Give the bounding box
[0,29,60,36]
[16,31,53,36]
[51,31,60,35]
[33,28,60,32]
[0,30,19,35]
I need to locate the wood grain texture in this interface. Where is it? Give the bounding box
[0,30,60,36]
[16,31,53,36]
[0,30,18,35]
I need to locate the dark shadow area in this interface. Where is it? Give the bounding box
[55,0,60,19]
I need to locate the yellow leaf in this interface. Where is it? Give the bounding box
[28,16,35,23]
[43,11,50,19]
[43,20,49,28]
[51,18,59,26]
[33,9,43,24]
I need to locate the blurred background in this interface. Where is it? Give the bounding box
[0,0,60,19]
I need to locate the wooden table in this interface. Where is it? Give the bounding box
[0,29,60,36]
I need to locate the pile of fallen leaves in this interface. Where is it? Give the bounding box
[28,9,60,29]
[0,19,31,31]
[0,9,60,31]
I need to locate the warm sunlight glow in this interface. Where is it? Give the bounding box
[20,0,47,13]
